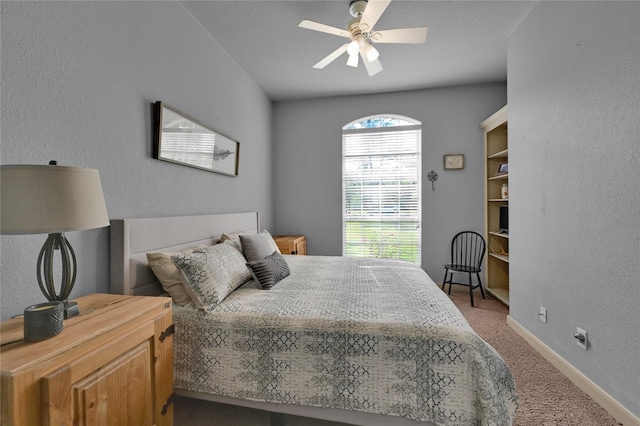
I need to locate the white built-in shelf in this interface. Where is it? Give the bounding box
[489,288,510,306]
[482,105,509,306]
[488,174,509,180]
[488,149,508,159]
[489,253,509,263]
[489,231,509,239]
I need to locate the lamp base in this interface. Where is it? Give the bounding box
[64,301,80,319]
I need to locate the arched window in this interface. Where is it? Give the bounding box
[342,115,422,264]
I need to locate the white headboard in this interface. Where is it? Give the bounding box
[110,212,259,296]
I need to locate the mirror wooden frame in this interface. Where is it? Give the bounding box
[153,101,240,177]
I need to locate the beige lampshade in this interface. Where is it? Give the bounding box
[1,164,109,235]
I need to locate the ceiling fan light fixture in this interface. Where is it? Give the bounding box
[346,52,359,68]
[364,43,380,62]
[347,40,360,56]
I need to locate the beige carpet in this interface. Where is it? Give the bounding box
[174,286,622,426]
[445,286,621,426]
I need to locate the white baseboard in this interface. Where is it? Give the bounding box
[507,315,640,426]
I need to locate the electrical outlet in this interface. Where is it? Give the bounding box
[575,327,588,350]
[538,306,547,323]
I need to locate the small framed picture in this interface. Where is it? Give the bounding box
[495,163,509,176]
[444,154,464,170]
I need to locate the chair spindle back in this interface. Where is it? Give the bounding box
[450,231,486,268]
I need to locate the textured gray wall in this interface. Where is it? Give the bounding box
[3,0,636,420]
[272,84,507,279]
[1,2,273,320]
[508,1,640,416]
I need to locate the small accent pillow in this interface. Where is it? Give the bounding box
[260,230,281,254]
[146,246,205,306]
[246,251,290,290]
[224,230,281,256]
[240,232,279,262]
[171,241,252,309]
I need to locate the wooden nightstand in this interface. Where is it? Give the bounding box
[273,235,306,255]
[0,293,174,426]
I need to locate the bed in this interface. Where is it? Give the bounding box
[110,212,517,426]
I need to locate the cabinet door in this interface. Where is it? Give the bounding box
[43,340,153,426]
[74,341,153,425]
[295,238,306,256]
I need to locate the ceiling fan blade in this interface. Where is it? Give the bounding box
[313,44,349,69]
[371,27,428,44]
[359,0,392,33]
[360,49,383,76]
[299,20,351,38]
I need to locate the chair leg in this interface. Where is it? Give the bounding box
[468,272,474,307]
[477,272,486,299]
[443,270,454,295]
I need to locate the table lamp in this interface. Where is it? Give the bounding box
[1,162,109,319]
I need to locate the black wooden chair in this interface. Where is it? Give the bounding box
[442,231,487,307]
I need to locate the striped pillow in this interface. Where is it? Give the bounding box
[246,251,290,290]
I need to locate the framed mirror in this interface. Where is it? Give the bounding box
[153,101,240,177]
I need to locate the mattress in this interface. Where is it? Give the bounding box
[173,255,517,425]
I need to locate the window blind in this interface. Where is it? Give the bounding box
[342,121,422,264]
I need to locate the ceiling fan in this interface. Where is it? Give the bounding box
[299,0,428,76]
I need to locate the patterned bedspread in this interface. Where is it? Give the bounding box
[173,256,518,425]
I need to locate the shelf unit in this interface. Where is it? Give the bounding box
[481,106,509,305]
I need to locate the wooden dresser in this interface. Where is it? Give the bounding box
[273,235,306,255]
[0,293,174,426]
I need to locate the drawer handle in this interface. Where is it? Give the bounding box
[159,324,175,343]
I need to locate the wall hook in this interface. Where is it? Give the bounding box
[427,170,438,191]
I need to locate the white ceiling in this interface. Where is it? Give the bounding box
[182,1,536,101]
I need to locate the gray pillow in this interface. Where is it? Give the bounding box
[171,241,252,309]
[246,251,290,290]
[240,233,275,262]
